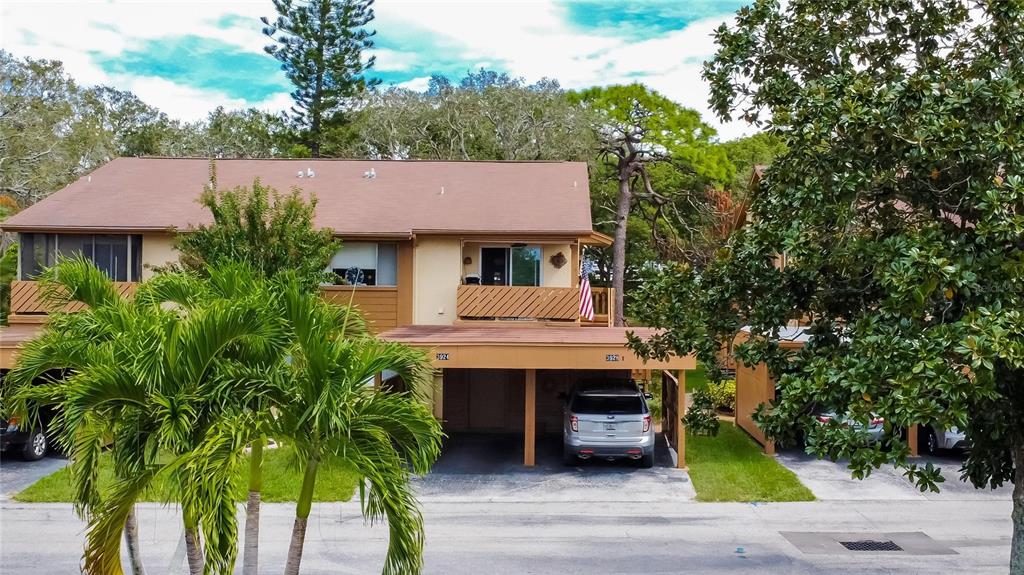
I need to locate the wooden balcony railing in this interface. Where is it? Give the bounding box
[584,286,614,327]
[9,280,138,322]
[457,285,580,322]
[320,286,398,333]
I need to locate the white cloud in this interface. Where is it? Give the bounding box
[1,0,756,139]
[395,76,431,92]
[371,1,755,139]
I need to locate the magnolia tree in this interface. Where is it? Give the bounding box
[629,1,1024,571]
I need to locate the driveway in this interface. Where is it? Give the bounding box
[0,452,68,501]
[415,432,695,503]
[777,448,1013,501]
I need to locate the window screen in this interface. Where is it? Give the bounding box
[327,242,398,286]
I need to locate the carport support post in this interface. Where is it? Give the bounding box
[524,369,536,467]
[676,370,686,469]
[907,425,919,457]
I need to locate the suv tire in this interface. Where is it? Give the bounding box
[22,429,48,461]
[638,453,654,468]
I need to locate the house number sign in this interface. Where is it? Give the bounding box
[436,353,450,361]
[605,354,621,362]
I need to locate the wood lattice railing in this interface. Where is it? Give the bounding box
[457,285,580,321]
[9,280,138,322]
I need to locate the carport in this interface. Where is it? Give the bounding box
[380,326,695,468]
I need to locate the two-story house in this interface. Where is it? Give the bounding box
[0,157,693,467]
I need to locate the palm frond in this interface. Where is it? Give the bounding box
[37,256,121,310]
[82,463,163,575]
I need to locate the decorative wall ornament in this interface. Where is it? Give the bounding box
[463,256,473,266]
[549,251,567,269]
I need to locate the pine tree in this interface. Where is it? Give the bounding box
[262,0,379,157]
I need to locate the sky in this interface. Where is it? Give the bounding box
[1,0,754,140]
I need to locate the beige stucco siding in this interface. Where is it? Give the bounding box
[542,243,572,287]
[413,237,462,325]
[141,233,179,280]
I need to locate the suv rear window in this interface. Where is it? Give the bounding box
[571,395,644,414]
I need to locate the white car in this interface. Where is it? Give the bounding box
[919,425,968,455]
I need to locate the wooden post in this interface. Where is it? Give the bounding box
[677,370,686,469]
[907,425,919,457]
[524,369,536,467]
[373,372,382,390]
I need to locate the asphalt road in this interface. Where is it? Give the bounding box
[0,436,1014,574]
[0,498,1013,574]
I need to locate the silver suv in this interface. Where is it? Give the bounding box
[563,380,655,467]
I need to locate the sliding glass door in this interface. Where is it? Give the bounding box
[480,246,541,286]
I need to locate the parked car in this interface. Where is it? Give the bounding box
[814,411,886,444]
[0,413,52,461]
[918,424,968,455]
[562,380,655,468]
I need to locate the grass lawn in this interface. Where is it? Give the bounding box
[685,365,710,393]
[15,444,360,503]
[686,424,815,502]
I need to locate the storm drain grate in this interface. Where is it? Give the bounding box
[839,540,903,552]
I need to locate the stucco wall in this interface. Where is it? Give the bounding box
[413,236,462,325]
[542,243,572,287]
[141,233,179,280]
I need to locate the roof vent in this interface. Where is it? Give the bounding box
[306,167,315,178]
[297,170,304,178]
[363,168,376,179]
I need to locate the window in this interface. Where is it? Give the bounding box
[19,233,142,281]
[480,246,541,286]
[327,242,397,286]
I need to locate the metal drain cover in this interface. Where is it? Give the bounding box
[780,531,957,556]
[840,540,903,551]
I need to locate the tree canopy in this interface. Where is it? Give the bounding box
[571,84,733,324]
[174,174,339,289]
[631,1,1024,570]
[263,0,380,157]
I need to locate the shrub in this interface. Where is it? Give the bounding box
[707,379,736,413]
[685,389,720,436]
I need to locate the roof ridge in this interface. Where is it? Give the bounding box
[129,156,578,164]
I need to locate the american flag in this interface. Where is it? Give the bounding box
[579,260,595,321]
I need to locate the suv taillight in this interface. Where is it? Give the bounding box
[643,415,651,433]
[570,416,578,432]
[870,417,885,426]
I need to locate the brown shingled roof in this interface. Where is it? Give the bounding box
[3,157,595,237]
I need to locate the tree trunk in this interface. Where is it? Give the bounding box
[611,170,632,326]
[283,458,319,575]
[184,520,204,575]
[1011,443,1024,575]
[123,505,147,575]
[243,437,265,575]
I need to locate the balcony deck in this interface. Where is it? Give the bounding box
[455,285,613,326]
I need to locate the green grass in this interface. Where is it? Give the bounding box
[15,445,360,503]
[685,365,710,393]
[686,424,815,502]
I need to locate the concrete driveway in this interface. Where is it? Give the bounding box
[415,432,695,503]
[0,452,68,501]
[777,448,1013,501]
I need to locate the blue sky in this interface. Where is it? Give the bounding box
[1,1,751,139]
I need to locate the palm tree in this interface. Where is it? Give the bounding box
[272,276,444,575]
[5,259,286,575]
